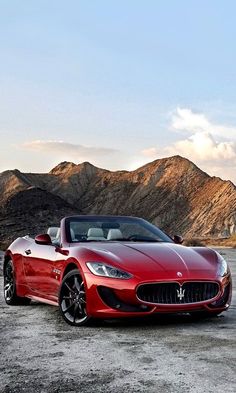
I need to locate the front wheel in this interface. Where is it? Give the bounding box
[59,269,91,326]
[4,259,31,305]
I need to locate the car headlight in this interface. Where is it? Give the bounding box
[217,256,229,277]
[86,262,132,279]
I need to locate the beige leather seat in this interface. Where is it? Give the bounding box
[70,228,77,241]
[87,228,106,241]
[107,228,123,240]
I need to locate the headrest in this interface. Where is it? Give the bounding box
[107,228,123,240]
[87,228,104,238]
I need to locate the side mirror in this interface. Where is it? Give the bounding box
[35,234,52,245]
[173,235,184,244]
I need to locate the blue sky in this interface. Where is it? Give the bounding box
[0,1,236,182]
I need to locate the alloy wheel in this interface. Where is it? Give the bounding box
[59,271,89,325]
[4,260,15,302]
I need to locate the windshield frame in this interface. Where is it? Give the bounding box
[64,215,173,244]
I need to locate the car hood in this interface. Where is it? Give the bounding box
[75,242,219,281]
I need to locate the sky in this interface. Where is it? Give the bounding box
[0,1,236,183]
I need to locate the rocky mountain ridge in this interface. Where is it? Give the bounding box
[0,155,235,248]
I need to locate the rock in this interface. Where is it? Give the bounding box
[0,155,235,248]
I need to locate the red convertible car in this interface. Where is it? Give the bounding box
[3,215,232,326]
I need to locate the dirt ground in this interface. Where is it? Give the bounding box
[0,248,235,393]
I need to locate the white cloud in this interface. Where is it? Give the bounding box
[141,147,159,157]
[22,140,117,158]
[140,108,236,183]
[166,131,236,162]
[172,107,236,139]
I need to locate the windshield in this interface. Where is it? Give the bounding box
[65,216,172,243]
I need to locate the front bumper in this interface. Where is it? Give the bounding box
[84,272,232,318]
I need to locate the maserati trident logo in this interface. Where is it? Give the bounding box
[177,287,185,301]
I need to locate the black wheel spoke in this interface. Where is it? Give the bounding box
[73,303,79,322]
[80,302,87,313]
[60,272,88,325]
[65,282,75,293]
[63,301,76,314]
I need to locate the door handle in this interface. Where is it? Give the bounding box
[24,249,31,255]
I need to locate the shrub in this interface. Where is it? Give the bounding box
[184,238,205,247]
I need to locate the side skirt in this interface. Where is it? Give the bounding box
[27,295,58,306]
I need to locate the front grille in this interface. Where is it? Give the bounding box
[137,282,219,304]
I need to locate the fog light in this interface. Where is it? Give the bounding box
[140,305,148,310]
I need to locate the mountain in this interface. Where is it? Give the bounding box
[0,155,235,248]
[0,187,77,248]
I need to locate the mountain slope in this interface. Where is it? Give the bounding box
[0,156,235,248]
[0,187,77,248]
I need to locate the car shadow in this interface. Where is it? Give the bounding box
[27,300,229,330]
[80,311,228,330]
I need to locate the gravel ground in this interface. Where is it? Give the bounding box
[0,248,235,393]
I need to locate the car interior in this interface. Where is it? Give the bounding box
[47,226,124,243]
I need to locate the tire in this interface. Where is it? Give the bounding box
[59,269,91,326]
[4,259,31,305]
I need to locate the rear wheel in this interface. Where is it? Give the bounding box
[59,269,91,326]
[4,259,30,305]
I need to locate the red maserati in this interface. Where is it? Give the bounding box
[3,215,232,326]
